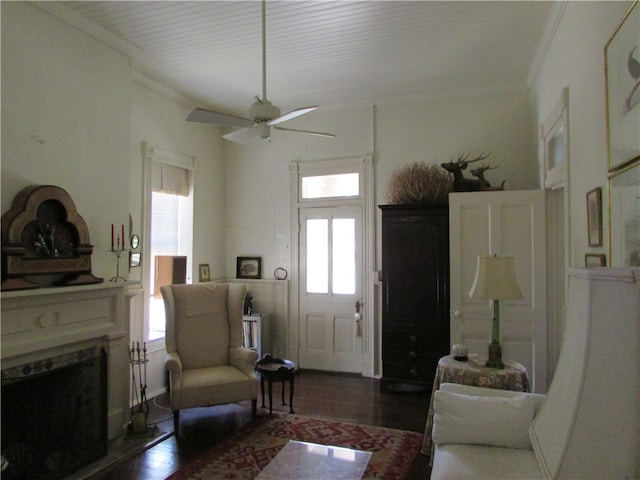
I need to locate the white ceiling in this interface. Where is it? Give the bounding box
[55,1,553,117]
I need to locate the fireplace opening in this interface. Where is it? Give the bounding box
[1,348,108,479]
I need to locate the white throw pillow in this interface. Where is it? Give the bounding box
[432,389,534,449]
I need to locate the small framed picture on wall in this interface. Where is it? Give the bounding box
[585,253,606,267]
[199,263,211,282]
[236,257,262,279]
[586,187,603,247]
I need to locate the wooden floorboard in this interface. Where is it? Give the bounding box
[91,370,431,479]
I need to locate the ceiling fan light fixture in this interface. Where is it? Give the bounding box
[258,123,271,139]
[248,99,281,122]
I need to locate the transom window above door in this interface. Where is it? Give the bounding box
[301,173,359,199]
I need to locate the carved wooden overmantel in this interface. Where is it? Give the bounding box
[1,185,103,290]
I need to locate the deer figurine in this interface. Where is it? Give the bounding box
[441,153,504,191]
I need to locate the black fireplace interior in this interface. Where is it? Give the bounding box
[1,348,108,479]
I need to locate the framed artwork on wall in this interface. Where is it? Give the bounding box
[199,263,210,282]
[587,187,603,247]
[236,257,262,279]
[585,253,606,267]
[609,159,640,266]
[605,1,640,172]
[129,251,141,268]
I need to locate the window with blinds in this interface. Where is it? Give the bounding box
[148,161,193,341]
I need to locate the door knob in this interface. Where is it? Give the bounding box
[354,300,362,321]
[355,300,362,336]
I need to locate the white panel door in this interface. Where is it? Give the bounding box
[299,206,363,372]
[449,191,547,392]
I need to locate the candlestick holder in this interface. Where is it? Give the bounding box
[109,248,128,282]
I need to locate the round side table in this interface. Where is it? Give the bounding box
[255,355,296,414]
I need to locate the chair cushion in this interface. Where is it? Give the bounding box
[432,390,534,449]
[172,284,230,369]
[176,365,257,410]
[431,444,543,480]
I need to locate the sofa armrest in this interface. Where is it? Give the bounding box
[165,351,183,372]
[230,346,259,377]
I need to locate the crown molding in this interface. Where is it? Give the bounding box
[527,1,568,88]
[133,71,204,110]
[34,2,142,61]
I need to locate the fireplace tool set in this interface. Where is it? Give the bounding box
[128,341,156,437]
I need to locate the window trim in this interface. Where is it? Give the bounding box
[295,157,367,206]
[289,155,376,377]
[141,142,199,343]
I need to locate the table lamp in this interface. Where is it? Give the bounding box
[468,255,523,368]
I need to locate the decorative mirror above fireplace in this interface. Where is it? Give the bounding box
[1,185,103,290]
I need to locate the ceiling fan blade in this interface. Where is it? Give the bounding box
[267,106,318,125]
[274,126,335,138]
[187,108,254,128]
[223,127,260,143]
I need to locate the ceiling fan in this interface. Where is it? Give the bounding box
[186,0,335,143]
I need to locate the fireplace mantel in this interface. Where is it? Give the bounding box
[1,281,138,439]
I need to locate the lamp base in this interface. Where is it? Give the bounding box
[486,342,505,369]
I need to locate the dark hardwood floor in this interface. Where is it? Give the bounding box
[91,370,431,479]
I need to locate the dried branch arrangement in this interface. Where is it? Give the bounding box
[385,162,453,204]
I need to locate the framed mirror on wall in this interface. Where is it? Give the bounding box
[609,159,640,266]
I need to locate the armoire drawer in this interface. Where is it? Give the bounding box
[382,329,447,350]
[382,359,438,382]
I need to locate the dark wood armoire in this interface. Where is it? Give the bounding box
[379,204,450,392]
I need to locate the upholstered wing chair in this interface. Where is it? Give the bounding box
[161,283,258,433]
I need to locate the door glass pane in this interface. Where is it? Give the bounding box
[307,219,328,293]
[548,125,565,168]
[332,218,355,294]
[302,173,359,199]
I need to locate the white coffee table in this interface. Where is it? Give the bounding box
[256,440,372,480]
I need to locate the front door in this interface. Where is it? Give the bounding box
[299,206,363,372]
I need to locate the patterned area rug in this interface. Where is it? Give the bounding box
[167,414,423,479]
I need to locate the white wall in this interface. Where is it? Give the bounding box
[223,105,374,279]
[1,1,132,279]
[129,80,227,397]
[224,90,537,374]
[531,1,633,267]
[4,1,629,387]
[224,92,536,277]
[129,80,227,282]
[0,3,229,400]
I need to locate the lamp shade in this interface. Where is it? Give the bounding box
[468,255,524,300]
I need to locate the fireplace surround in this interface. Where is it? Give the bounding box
[1,283,131,445]
[2,348,108,478]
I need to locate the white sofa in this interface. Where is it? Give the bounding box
[430,383,545,480]
[429,268,639,480]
